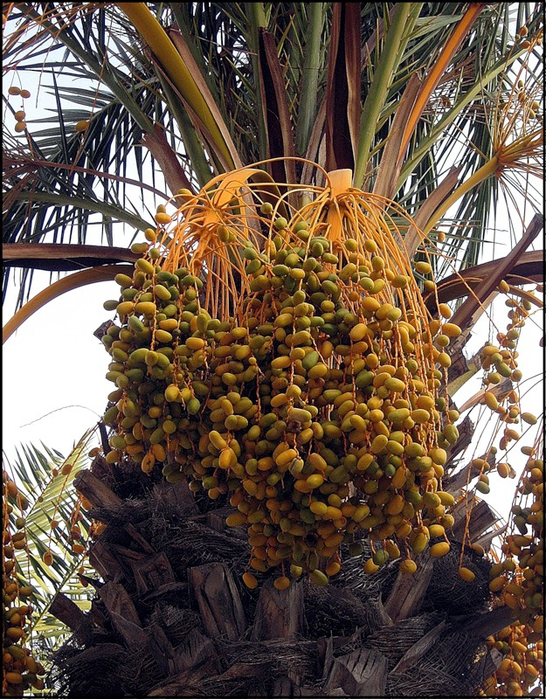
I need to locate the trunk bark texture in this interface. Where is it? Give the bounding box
[48,456,506,697]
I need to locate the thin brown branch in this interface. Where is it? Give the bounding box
[3,243,139,271]
[425,249,543,312]
[324,3,360,172]
[141,124,194,194]
[258,29,296,186]
[403,165,463,257]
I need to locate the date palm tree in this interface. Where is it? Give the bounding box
[2,3,543,697]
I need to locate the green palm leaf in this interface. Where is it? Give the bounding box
[5,428,97,650]
[4,3,542,297]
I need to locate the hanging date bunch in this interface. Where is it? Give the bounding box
[2,475,46,696]
[100,161,470,588]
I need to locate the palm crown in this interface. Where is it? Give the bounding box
[3,3,543,301]
[2,3,544,697]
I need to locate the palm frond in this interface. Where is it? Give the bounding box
[4,428,98,650]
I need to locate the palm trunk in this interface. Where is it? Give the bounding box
[48,454,509,697]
